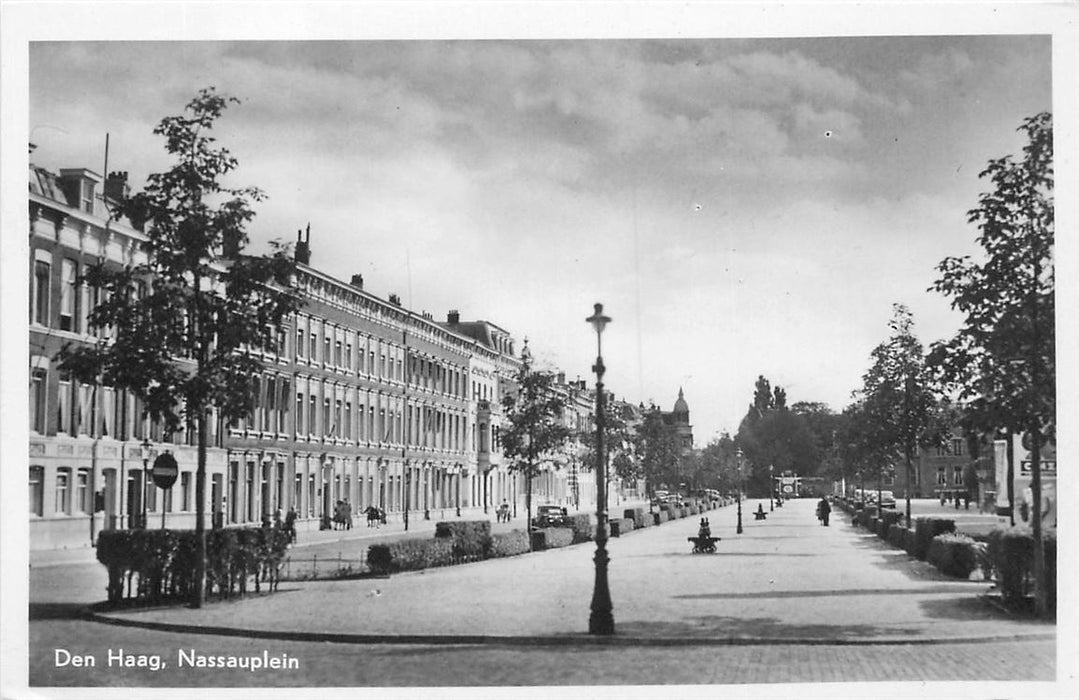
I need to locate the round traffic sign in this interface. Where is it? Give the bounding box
[152,452,179,489]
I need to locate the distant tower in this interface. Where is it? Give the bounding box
[663,387,694,454]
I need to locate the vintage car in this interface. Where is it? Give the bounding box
[532,504,569,528]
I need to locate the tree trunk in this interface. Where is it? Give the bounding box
[904,449,913,527]
[193,408,207,607]
[1029,426,1048,618]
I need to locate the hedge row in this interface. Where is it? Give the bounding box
[434,520,492,559]
[927,533,981,579]
[96,526,291,605]
[609,518,635,537]
[986,528,1057,608]
[912,517,955,560]
[489,529,531,558]
[564,513,595,543]
[531,527,575,551]
[367,499,728,575]
[367,538,455,574]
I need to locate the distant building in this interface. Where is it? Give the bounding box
[662,387,694,453]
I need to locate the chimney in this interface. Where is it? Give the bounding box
[557,372,566,385]
[294,227,311,265]
[104,171,129,203]
[447,309,460,324]
[350,274,364,289]
[388,293,401,306]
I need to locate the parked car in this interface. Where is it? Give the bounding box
[877,491,896,508]
[664,494,686,508]
[532,504,568,528]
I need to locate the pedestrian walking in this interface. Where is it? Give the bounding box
[284,506,297,543]
[816,497,831,526]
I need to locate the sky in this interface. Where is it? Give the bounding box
[25,32,1055,443]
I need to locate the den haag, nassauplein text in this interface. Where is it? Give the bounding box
[54,648,301,672]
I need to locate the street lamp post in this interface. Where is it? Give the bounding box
[736,448,744,535]
[769,464,774,512]
[587,302,614,636]
[141,437,152,530]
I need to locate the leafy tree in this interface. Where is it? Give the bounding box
[928,112,1054,617]
[59,88,302,607]
[859,304,949,524]
[697,432,740,495]
[580,399,638,503]
[634,404,683,494]
[500,351,571,540]
[736,377,826,495]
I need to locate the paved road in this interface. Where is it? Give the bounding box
[22,498,1065,691]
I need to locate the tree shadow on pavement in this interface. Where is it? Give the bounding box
[613,614,918,640]
[918,594,1047,623]
[639,551,817,559]
[673,585,986,600]
[29,603,90,621]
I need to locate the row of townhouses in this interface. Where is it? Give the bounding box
[28,157,628,550]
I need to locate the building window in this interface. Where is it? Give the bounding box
[309,332,317,361]
[57,373,72,434]
[296,328,305,358]
[181,472,192,510]
[323,398,331,437]
[344,402,352,440]
[29,466,44,516]
[76,468,91,514]
[345,343,352,371]
[60,259,77,332]
[936,467,947,485]
[295,392,305,435]
[953,466,963,486]
[952,438,964,456]
[30,368,47,433]
[33,259,50,326]
[324,336,331,365]
[55,469,71,515]
[335,340,343,367]
[309,395,317,435]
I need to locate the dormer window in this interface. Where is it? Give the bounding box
[80,180,95,213]
[59,168,103,216]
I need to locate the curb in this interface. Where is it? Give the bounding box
[85,610,1056,648]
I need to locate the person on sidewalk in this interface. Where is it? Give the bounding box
[816,497,831,526]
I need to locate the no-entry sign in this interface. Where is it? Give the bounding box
[151,453,179,489]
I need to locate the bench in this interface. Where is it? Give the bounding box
[687,536,721,554]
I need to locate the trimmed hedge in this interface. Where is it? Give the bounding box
[902,527,916,554]
[623,507,649,528]
[656,509,669,524]
[97,526,291,605]
[880,510,902,531]
[434,520,492,559]
[927,533,980,578]
[886,523,906,548]
[564,513,595,544]
[367,538,455,574]
[912,517,956,560]
[609,518,635,537]
[489,529,530,558]
[531,527,574,550]
[986,528,1057,608]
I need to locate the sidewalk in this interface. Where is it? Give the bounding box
[87,499,1055,645]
